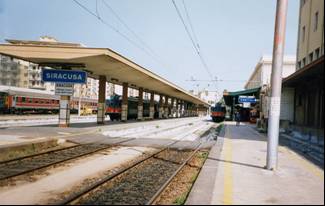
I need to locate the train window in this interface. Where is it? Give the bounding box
[22,97,26,102]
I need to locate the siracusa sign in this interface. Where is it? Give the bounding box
[42,69,87,84]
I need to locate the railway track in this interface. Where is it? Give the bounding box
[58,142,202,205]
[0,120,208,182]
[0,139,134,181]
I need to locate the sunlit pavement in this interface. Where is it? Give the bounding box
[186,122,324,205]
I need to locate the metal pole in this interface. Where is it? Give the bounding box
[266,0,288,170]
[78,85,81,116]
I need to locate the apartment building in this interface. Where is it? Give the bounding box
[296,0,324,69]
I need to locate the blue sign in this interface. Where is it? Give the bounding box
[238,97,256,103]
[42,69,87,84]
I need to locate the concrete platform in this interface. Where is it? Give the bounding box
[186,122,324,205]
[0,117,217,160]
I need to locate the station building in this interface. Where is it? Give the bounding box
[281,0,324,154]
[244,55,296,130]
[223,55,296,123]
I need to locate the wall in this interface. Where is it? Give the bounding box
[297,0,324,68]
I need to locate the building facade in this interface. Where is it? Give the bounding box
[245,55,296,90]
[189,89,219,106]
[296,0,324,70]
[244,55,296,128]
[282,0,324,162]
[0,54,55,92]
[0,55,28,88]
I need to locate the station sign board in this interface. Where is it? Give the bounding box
[238,95,256,103]
[242,102,251,108]
[42,69,87,84]
[55,83,74,96]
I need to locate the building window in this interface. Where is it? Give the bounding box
[301,0,306,7]
[314,11,319,32]
[302,58,306,67]
[302,26,305,42]
[315,48,320,59]
[298,61,301,69]
[309,52,313,63]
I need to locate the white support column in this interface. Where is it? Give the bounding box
[97,75,106,124]
[159,94,163,119]
[175,99,179,118]
[164,96,169,118]
[137,87,144,121]
[171,98,175,118]
[59,95,70,127]
[184,102,188,117]
[149,91,155,119]
[121,82,128,122]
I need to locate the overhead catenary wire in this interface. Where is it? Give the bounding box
[182,0,200,50]
[101,0,172,70]
[72,0,169,70]
[171,0,214,79]
[101,0,158,58]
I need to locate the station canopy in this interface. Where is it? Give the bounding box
[282,56,324,87]
[223,87,261,106]
[0,39,209,107]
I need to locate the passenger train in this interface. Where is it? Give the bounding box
[0,86,97,114]
[210,103,226,122]
[105,94,159,121]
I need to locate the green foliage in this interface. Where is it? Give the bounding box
[173,193,187,205]
[215,123,224,134]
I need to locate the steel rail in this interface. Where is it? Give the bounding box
[58,132,202,205]
[0,144,82,165]
[146,144,202,205]
[0,138,135,181]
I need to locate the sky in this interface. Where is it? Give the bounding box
[0,0,300,98]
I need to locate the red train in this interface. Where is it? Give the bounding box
[0,86,97,114]
[210,103,226,122]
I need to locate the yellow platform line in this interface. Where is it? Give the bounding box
[223,125,233,205]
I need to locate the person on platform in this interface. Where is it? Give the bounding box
[235,111,241,126]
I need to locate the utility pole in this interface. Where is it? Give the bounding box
[78,84,82,117]
[266,0,288,170]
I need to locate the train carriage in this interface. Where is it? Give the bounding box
[0,85,97,115]
[105,94,159,120]
[211,103,226,122]
[0,91,8,114]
